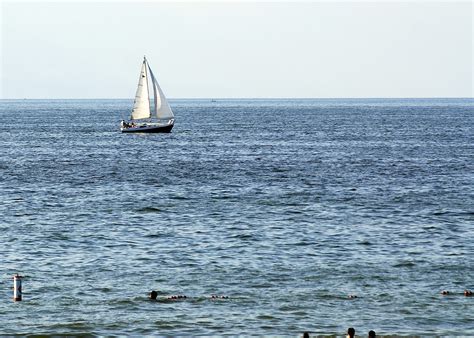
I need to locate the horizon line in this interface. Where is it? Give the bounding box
[1,97,473,100]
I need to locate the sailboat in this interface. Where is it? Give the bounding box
[121,56,175,133]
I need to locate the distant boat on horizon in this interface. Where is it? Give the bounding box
[120,56,174,133]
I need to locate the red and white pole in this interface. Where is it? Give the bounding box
[13,274,23,301]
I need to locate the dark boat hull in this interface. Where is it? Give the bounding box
[121,123,174,133]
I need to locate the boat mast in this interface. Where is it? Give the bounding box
[144,56,152,122]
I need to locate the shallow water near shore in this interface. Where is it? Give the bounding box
[0,98,473,335]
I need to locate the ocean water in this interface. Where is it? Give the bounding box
[0,98,473,336]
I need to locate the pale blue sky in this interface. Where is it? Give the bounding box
[1,1,472,99]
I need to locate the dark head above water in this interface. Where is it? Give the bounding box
[368,330,376,338]
[149,290,158,300]
[347,327,355,338]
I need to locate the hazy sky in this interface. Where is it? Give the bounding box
[1,1,472,99]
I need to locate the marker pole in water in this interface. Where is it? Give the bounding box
[13,274,23,301]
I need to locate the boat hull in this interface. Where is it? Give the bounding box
[121,123,174,133]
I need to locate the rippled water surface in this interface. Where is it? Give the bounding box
[0,98,473,335]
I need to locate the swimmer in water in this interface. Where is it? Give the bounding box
[464,290,473,297]
[441,290,450,295]
[148,291,229,301]
[149,290,158,300]
[210,295,229,299]
[167,295,187,300]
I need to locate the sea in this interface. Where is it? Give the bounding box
[0,98,473,336]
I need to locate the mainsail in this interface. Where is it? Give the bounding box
[131,60,151,120]
[148,64,174,120]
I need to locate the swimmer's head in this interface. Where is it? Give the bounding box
[149,290,158,300]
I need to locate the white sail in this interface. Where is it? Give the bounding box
[130,60,151,120]
[148,65,174,120]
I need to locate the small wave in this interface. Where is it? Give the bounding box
[392,260,416,268]
[291,241,313,246]
[446,251,464,256]
[144,233,167,238]
[432,210,474,216]
[257,314,277,320]
[170,195,189,200]
[136,206,162,213]
[153,319,178,329]
[211,194,237,200]
[231,233,255,240]
[359,240,372,246]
